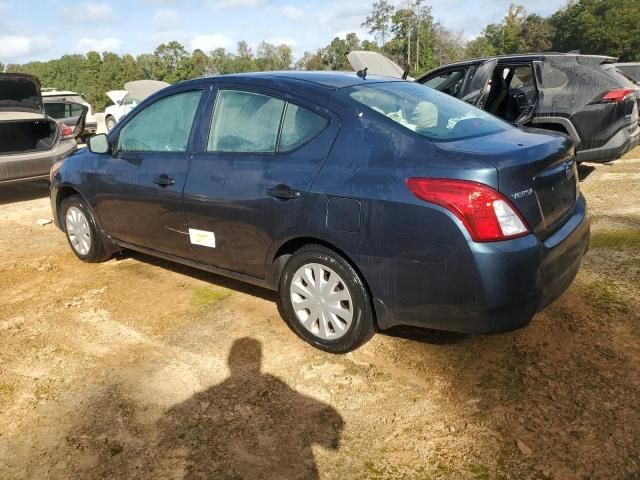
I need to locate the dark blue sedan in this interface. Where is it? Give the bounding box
[50,72,590,353]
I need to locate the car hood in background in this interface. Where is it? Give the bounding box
[105,90,129,105]
[0,73,43,113]
[123,80,170,102]
[347,51,405,79]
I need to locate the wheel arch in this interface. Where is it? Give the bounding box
[55,185,100,232]
[269,235,381,329]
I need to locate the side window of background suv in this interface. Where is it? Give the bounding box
[207,89,328,153]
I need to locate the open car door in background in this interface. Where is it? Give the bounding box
[43,101,88,141]
[459,58,498,108]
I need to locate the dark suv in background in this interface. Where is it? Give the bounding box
[418,54,640,162]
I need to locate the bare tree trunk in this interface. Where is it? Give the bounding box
[407,0,412,68]
[416,4,420,70]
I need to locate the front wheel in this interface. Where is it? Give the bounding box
[279,245,375,353]
[61,195,111,263]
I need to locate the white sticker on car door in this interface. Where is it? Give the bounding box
[189,228,216,248]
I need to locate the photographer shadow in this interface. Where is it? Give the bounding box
[155,337,343,480]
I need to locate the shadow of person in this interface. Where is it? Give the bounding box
[156,338,343,480]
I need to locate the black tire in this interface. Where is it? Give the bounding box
[279,245,375,353]
[60,195,111,263]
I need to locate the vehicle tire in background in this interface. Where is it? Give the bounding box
[279,245,375,353]
[61,195,111,263]
[105,115,116,132]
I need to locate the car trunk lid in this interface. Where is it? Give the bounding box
[436,127,578,238]
[0,73,44,114]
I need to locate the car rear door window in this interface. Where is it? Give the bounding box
[118,90,202,152]
[208,90,285,153]
[278,103,328,152]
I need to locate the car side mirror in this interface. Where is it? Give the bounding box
[87,134,110,154]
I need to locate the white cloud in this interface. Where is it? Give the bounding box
[0,34,51,60]
[281,5,303,19]
[76,37,122,53]
[190,33,234,51]
[85,2,113,19]
[153,8,180,31]
[208,0,268,9]
[266,37,297,47]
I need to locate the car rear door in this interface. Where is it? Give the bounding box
[183,84,339,278]
[459,58,498,108]
[92,85,208,259]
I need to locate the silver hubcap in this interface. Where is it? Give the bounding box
[290,263,354,340]
[65,206,92,256]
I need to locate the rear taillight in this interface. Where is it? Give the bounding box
[58,122,74,140]
[406,178,529,242]
[598,88,638,103]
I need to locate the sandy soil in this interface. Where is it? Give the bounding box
[0,148,639,479]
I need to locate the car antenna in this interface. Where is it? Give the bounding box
[357,67,368,79]
[402,65,410,80]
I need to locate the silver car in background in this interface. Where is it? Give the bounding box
[0,73,86,184]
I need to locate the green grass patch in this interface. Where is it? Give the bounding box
[579,279,631,315]
[191,286,232,308]
[591,229,640,251]
[0,382,15,400]
[468,464,491,480]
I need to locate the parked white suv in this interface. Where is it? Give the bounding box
[104,90,136,131]
[104,80,169,131]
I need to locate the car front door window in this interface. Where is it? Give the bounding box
[119,90,202,152]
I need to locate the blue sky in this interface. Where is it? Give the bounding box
[0,0,567,64]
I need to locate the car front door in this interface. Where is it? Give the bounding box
[183,85,339,278]
[92,86,208,259]
[459,58,498,108]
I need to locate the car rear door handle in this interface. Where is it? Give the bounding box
[153,174,175,187]
[267,184,301,200]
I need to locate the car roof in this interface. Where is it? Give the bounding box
[427,53,618,70]
[204,71,405,90]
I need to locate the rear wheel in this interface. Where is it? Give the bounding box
[279,245,375,353]
[61,195,111,263]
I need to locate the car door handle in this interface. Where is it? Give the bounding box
[153,174,175,187]
[267,184,301,200]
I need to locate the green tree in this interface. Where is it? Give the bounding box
[362,0,395,50]
[153,41,192,83]
[255,42,292,71]
[469,4,554,56]
[551,0,640,61]
[465,36,496,58]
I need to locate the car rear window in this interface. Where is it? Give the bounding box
[602,66,638,88]
[345,82,509,141]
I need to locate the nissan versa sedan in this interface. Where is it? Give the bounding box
[50,72,590,353]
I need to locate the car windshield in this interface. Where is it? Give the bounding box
[345,81,509,141]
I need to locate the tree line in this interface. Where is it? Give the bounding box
[3,0,638,112]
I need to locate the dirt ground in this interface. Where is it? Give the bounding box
[1,148,639,480]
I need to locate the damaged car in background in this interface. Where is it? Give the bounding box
[104,80,169,131]
[350,52,640,162]
[0,73,86,184]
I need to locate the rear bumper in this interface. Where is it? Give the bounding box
[0,139,76,183]
[576,122,640,162]
[373,195,590,334]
